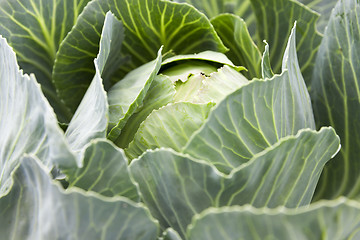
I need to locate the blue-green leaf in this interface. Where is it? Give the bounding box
[64,140,140,201]
[65,12,120,158]
[311,0,360,200]
[184,25,315,172]
[171,0,255,35]
[0,0,91,122]
[0,36,76,195]
[298,0,339,32]
[53,0,227,113]
[65,63,108,158]
[250,0,322,83]
[0,156,159,239]
[130,128,339,238]
[211,14,262,79]
[96,11,126,90]
[188,197,360,240]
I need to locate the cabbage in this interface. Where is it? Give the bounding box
[1,0,359,239]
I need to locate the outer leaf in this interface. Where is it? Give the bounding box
[188,198,360,240]
[107,48,162,143]
[311,0,360,199]
[109,0,227,63]
[129,128,340,238]
[298,0,339,33]
[126,102,214,159]
[0,36,76,195]
[211,14,262,79]
[0,156,159,239]
[184,25,315,172]
[250,0,322,83]
[170,0,226,18]
[0,0,90,122]
[53,0,227,113]
[171,0,256,35]
[96,11,126,90]
[64,140,139,201]
[65,64,108,158]
[183,73,311,172]
[65,12,122,158]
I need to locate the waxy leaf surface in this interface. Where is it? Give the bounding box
[184,25,315,172]
[53,0,226,112]
[0,37,76,195]
[311,0,360,200]
[188,198,360,240]
[250,0,322,83]
[130,128,339,238]
[211,14,262,79]
[64,140,139,201]
[0,156,158,239]
[0,0,91,122]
